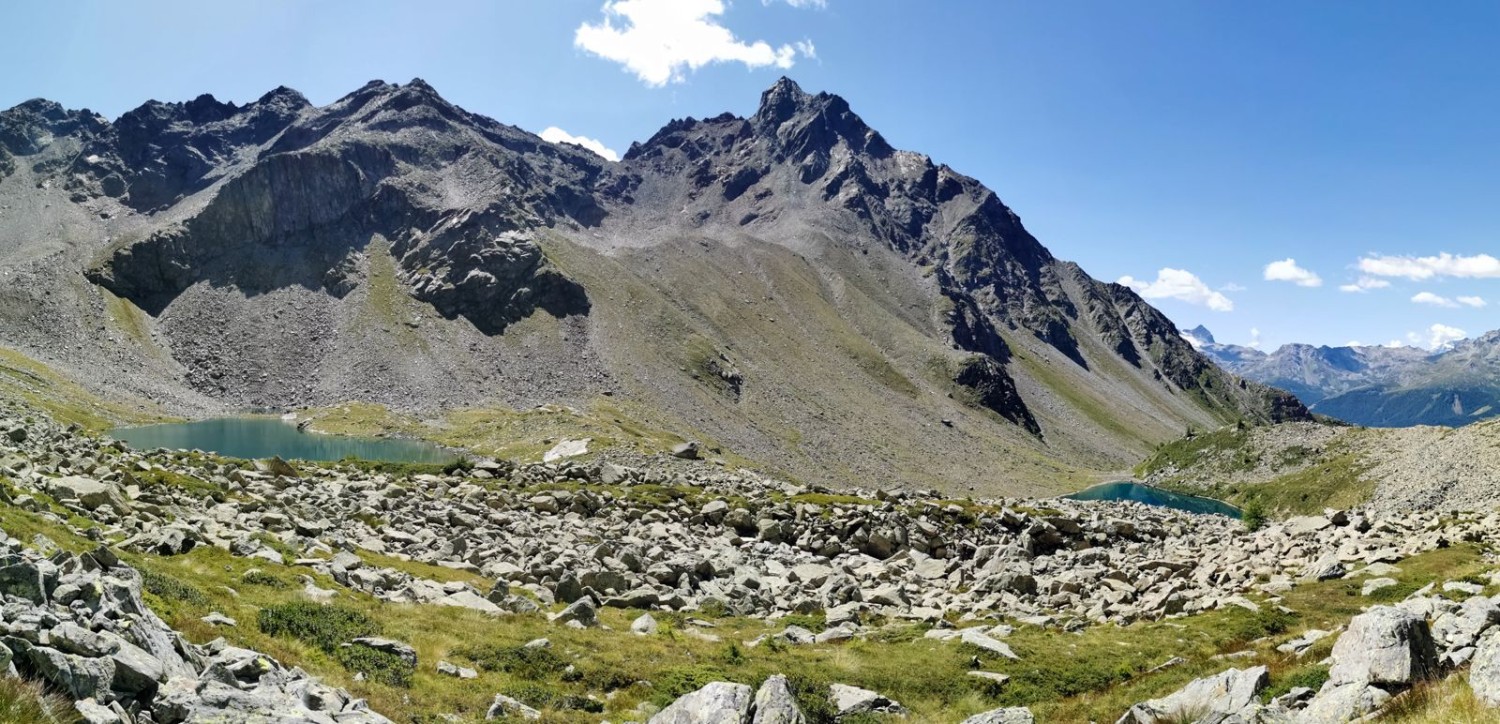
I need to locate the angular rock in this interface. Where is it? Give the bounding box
[1327,606,1438,687]
[962,708,1034,724]
[829,683,907,718]
[752,674,806,724]
[1117,666,1267,723]
[650,681,753,724]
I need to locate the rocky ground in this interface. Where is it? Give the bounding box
[1140,419,1500,514]
[1,395,1499,721]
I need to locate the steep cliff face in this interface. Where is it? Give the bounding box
[0,77,1306,491]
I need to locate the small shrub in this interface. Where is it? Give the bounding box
[1263,665,1329,702]
[1242,500,1266,532]
[779,613,826,633]
[0,675,75,723]
[503,684,604,713]
[784,672,839,724]
[335,645,414,687]
[651,666,731,706]
[442,456,474,476]
[257,602,380,653]
[241,569,288,588]
[141,569,210,607]
[454,643,567,680]
[577,663,638,692]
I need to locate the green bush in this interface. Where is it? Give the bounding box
[257,602,380,653]
[1242,500,1266,532]
[503,684,604,713]
[454,643,567,679]
[241,569,288,588]
[784,672,839,724]
[1263,665,1329,702]
[335,645,414,687]
[141,569,209,606]
[442,456,475,476]
[651,666,731,707]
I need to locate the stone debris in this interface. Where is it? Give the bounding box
[0,534,386,723]
[6,406,1500,721]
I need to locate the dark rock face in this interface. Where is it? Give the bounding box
[954,356,1040,435]
[75,80,598,335]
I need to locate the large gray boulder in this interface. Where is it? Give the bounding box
[1470,629,1500,707]
[1116,666,1268,723]
[962,707,1035,723]
[1296,682,1391,723]
[20,645,115,701]
[485,693,542,720]
[828,683,907,718]
[1327,606,1438,687]
[1432,596,1500,652]
[1298,606,1438,723]
[650,681,753,724]
[49,475,128,512]
[752,674,806,724]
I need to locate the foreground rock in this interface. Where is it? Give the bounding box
[0,535,388,723]
[650,678,794,724]
[1300,605,1438,722]
[1116,666,1269,723]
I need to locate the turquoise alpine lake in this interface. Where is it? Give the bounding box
[109,418,457,464]
[1064,481,1242,518]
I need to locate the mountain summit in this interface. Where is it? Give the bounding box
[0,78,1306,491]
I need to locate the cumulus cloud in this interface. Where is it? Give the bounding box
[1458,295,1488,308]
[1338,276,1391,293]
[1412,323,1467,350]
[1412,291,1459,308]
[1263,258,1322,287]
[1219,282,1247,292]
[539,126,620,162]
[1248,327,1262,349]
[1118,268,1234,312]
[575,0,817,86]
[1357,252,1500,280]
[766,0,826,7]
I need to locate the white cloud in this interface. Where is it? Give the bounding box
[1421,323,1468,350]
[1118,268,1234,312]
[1248,327,1262,349]
[575,0,816,86]
[1338,276,1391,293]
[1412,291,1459,308]
[539,126,620,162]
[1357,252,1500,280]
[1263,258,1322,287]
[1458,295,1488,308]
[1219,282,1247,292]
[766,0,826,8]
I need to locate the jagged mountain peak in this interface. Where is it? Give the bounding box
[0,77,1308,492]
[1186,325,1215,344]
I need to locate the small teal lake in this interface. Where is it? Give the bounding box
[1065,481,1242,518]
[110,418,457,464]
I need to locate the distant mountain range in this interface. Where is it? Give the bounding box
[1185,326,1500,427]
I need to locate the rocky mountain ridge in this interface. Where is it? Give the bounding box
[0,78,1304,492]
[1186,326,1500,428]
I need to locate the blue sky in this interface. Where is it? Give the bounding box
[4,0,1498,351]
